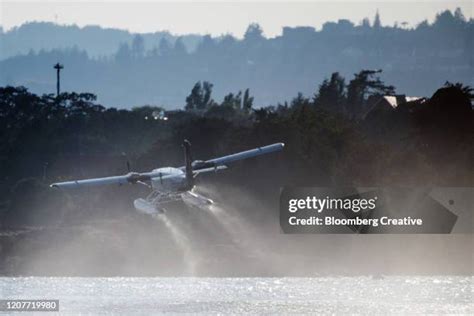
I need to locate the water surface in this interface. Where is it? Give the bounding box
[1,277,472,314]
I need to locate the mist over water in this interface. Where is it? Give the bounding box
[206,205,246,245]
[152,214,196,275]
[0,181,472,276]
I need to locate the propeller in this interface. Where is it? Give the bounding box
[122,152,132,173]
[136,180,151,188]
[123,153,147,186]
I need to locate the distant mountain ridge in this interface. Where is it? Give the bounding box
[0,9,472,108]
[0,22,202,59]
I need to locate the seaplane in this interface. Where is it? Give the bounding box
[50,140,284,215]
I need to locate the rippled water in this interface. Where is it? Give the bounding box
[1,277,472,314]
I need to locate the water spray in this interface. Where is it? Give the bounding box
[152,213,197,275]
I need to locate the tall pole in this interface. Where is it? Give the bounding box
[54,63,64,96]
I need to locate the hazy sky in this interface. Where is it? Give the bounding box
[1,1,472,37]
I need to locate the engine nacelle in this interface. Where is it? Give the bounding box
[192,160,215,169]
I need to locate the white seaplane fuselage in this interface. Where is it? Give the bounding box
[149,167,188,193]
[133,167,212,216]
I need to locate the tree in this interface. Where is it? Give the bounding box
[433,9,463,31]
[158,37,172,57]
[131,34,145,58]
[219,34,237,52]
[347,70,395,118]
[373,10,382,29]
[244,23,264,43]
[361,18,371,29]
[209,88,253,118]
[115,42,131,63]
[185,81,216,112]
[242,89,254,114]
[221,91,242,110]
[196,35,216,56]
[443,81,473,101]
[291,93,311,110]
[173,37,187,56]
[314,72,346,113]
[454,8,466,22]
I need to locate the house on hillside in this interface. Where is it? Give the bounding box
[363,94,425,119]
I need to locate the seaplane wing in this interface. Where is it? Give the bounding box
[50,171,169,189]
[50,174,131,188]
[205,143,284,166]
[50,141,284,191]
[188,142,285,171]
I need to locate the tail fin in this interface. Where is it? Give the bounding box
[182,139,194,188]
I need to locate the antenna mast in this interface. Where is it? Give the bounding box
[53,63,64,96]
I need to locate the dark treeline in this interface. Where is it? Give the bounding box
[0,70,472,229]
[1,9,472,107]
